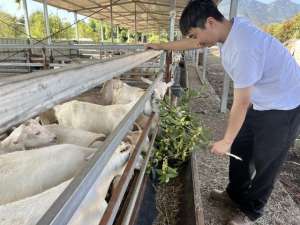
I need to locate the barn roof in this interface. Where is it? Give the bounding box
[34,0,192,33]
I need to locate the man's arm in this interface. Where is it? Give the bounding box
[211,87,252,155]
[145,38,202,51]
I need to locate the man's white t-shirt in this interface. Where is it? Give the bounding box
[221,17,300,111]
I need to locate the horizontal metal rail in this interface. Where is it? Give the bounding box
[37,72,163,225]
[0,44,145,51]
[0,50,162,133]
[0,62,69,67]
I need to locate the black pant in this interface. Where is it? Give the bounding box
[226,105,300,221]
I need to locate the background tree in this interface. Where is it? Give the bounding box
[264,13,300,42]
[0,11,25,38]
[29,11,45,39]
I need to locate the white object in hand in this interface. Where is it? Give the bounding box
[226,152,242,161]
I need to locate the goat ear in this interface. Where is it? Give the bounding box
[140,77,152,85]
[166,80,174,87]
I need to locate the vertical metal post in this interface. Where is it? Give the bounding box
[100,19,104,42]
[177,31,182,40]
[99,20,104,59]
[168,0,176,42]
[165,0,176,104]
[220,0,238,113]
[146,12,149,43]
[43,0,51,46]
[42,0,52,60]
[134,2,137,43]
[195,49,199,67]
[158,26,161,42]
[141,33,144,43]
[127,29,130,43]
[221,71,231,112]
[74,12,79,42]
[22,0,31,39]
[116,25,119,43]
[110,0,114,43]
[202,47,208,80]
[22,0,32,67]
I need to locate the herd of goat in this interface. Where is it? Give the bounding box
[0,74,173,225]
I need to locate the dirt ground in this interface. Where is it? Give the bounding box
[152,175,184,225]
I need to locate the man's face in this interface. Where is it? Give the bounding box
[187,18,220,48]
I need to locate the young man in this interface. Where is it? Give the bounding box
[146,0,300,225]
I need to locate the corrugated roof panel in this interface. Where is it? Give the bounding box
[34,0,189,32]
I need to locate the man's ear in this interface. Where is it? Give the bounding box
[206,17,217,28]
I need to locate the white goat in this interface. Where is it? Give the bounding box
[54,100,135,135]
[45,124,106,148]
[0,180,72,225]
[0,119,57,154]
[0,144,94,204]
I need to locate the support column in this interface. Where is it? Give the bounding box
[166,0,176,83]
[127,29,130,43]
[99,20,104,59]
[43,0,51,46]
[99,20,104,42]
[134,2,137,43]
[110,0,114,43]
[146,12,149,43]
[22,0,31,40]
[22,0,32,66]
[168,0,176,42]
[220,0,238,113]
[158,26,161,42]
[42,0,52,61]
[202,47,208,80]
[141,33,144,43]
[74,12,79,42]
[116,25,119,43]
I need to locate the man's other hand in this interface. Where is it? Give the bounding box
[211,139,232,155]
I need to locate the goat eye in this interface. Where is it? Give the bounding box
[13,141,18,145]
[35,131,41,135]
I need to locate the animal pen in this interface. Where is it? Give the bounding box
[0,1,242,225]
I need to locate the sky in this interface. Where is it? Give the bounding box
[1,0,300,23]
[1,0,85,22]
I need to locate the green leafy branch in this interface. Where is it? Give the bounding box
[150,90,211,183]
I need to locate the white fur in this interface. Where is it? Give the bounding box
[0,119,57,153]
[54,100,135,135]
[99,78,173,115]
[45,124,106,148]
[0,142,132,225]
[0,144,94,204]
[0,180,72,225]
[68,142,131,225]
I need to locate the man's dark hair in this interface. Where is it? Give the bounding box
[179,0,224,36]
